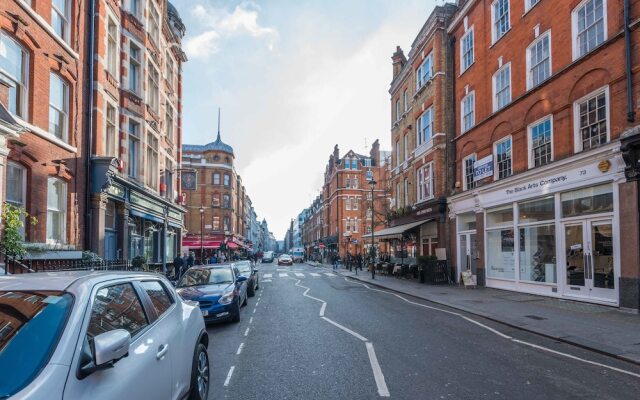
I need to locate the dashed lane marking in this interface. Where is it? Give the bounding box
[263,273,273,278]
[279,273,288,277]
[309,272,321,277]
[236,343,244,355]
[324,273,337,277]
[223,366,235,387]
[295,273,305,277]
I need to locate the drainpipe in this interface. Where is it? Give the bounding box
[84,0,96,252]
[624,0,636,122]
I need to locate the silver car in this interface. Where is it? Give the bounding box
[0,271,210,400]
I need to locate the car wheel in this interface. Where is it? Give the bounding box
[242,294,248,307]
[188,343,209,400]
[255,278,259,291]
[248,283,256,297]
[231,301,241,323]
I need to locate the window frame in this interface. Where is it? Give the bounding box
[460,26,474,74]
[416,106,434,147]
[127,120,141,179]
[145,133,159,189]
[491,0,511,44]
[461,91,475,133]
[493,136,513,180]
[525,0,541,13]
[403,89,409,112]
[492,62,512,112]
[105,101,118,157]
[416,52,433,90]
[573,85,610,153]
[46,177,67,244]
[147,61,160,113]
[463,154,477,191]
[48,72,69,142]
[51,0,71,43]
[526,30,552,90]
[6,162,27,239]
[527,115,554,169]
[106,17,119,78]
[0,32,29,119]
[571,0,607,61]
[128,41,142,95]
[416,162,434,203]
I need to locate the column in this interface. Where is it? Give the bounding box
[116,202,130,260]
[90,193,108,257]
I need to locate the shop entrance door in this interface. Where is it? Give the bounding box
[458,232,477,279]
[563,220,616,303]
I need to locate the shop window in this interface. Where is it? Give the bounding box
[486,205,513,228]
[561,184,613,218]
[519,225,556,283]
[518,196,554,223]
[486,229,515,280]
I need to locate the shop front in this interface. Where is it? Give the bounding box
[449,144,624,306]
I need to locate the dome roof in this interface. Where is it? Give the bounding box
[183,132,234,155]
[167,2,186,38]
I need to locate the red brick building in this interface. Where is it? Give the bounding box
[384,4,457,264]
[87,0,187,268]
[320,140,389,259]
[1,0,89,255]
[448,0,640,310]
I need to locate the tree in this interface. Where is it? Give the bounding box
[0,203,37,258]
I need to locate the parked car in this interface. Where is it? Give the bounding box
[278,254,293,266]
[0,271,210,400]
[176,265,248,324]
[262,251,275,263]
[233,260,259,297]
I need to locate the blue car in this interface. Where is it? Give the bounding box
[176,265,248,323]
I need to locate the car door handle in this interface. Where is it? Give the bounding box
[156,344,169,360]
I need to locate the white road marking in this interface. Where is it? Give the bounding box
[309,272,321,277]
[244,328,250,336]
[319,302,326,317]
[249,317,254,324]
[262,279,272,282]
[253,308,256,314]
[366,342,390,397]
[324,273,336,277]
[322,317,368,342]
[349,280,640,379]
[277,268,287,271]
[236,343,244,355]
[295,272,305,277]
[223,366,235,386]
[279,273,288,277]
[264,273,272,278]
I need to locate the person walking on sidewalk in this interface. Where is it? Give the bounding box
[357,254,363,271]
[173,254,184,280]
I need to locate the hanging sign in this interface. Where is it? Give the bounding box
[181,171,197,191]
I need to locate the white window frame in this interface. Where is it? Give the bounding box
[147,61,159,112]
[526,30,552,90]
[403,134,409,162]
[416,52,433,90]
[462,154,477,191]
[492,62,511,112]
[395,99,401,121]
[527,115,554,169]
[491,0,510,44]
[525,0,541,13]
[6,162,27,239]
[127,120,141,179]
[353,197,358,210]
[416,106,434,147]
[146,132,159,189]
[571,0,607,61]
[403,89,409,112]
[395,140,401,165]
[403,178,409,207]
[104,101,118,157]
[48,72,69,142]
[460,26,474,74]
[353,219,358,233]
[51,0,71,43]
[416,162,434,203]
[493,136,513,180]
[46,177,67,244]
[106,16,119,78]
[165,104,174,141]
[128,0,141,18]
[166,53,175,87]
[461,92,475,133]
[148,3,160,46]
[346,196,351,210]
[573,85,610,153]
[128,41,142,95]
[0,32,29,119]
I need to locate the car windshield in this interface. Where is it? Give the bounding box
[178,268,234,287]
[0,291,73,398]
[234,262,251,274]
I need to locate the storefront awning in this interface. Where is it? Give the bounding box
[373,220,430,240]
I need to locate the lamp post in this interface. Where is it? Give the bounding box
[369,179,377,279]
[199,207,205,264]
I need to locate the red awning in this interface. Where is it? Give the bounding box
[182,239,221,249]
[227,242,241,249]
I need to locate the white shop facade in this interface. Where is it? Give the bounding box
[449,143,624,306]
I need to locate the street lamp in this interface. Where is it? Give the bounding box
[199,207,205,264]
[369,179,377,279]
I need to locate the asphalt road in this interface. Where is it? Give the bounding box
[206,262,640,400]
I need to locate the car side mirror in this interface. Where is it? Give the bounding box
[237,276,248,282]
[78,329,130,379]
[253,269,259,273]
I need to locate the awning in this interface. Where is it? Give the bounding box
[373,220,431,240]
[182,239,221,249]
[227,242,241,250]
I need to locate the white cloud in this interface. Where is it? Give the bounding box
[185,2,277,58]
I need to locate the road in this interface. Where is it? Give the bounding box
[206,262,640,399]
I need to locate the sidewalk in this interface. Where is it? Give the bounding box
[307,261,640,365]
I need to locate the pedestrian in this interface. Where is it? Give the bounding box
[357,254,363,271]
[333,254,338,270]
[187,252,195,269]
[173,253,184,280]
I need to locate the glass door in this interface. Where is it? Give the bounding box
[458,233,477,278]
[563,220,616,302]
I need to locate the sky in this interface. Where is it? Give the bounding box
[172,0,441,239]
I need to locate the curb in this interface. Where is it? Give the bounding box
[306,262,640,366]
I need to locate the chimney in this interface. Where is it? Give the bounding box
[370,139,380,165]
[392,46,407,79]
[333,144,339,161]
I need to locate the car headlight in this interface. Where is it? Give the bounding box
[219,292,235,305]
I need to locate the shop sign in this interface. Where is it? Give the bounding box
[503,161,608,197]
[108,183,126,199]
[473,156,493,181]
[131,191,164,215]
